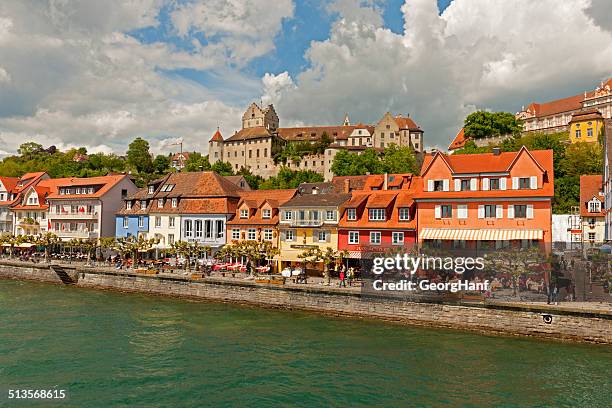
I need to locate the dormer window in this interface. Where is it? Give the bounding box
[171,198,178,208]
[399,208,410,221]
[347,208,356,221]
[369,208,385,221]
[157,199,164,208]
[588,200,601,213]
[126,201,132,210]
[262,209,271,219]
[141,200,147,209]
[148,185,154,194]
[240,209,248,219]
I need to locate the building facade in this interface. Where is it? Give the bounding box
[47,175,137,241]
[516,78,612,133]
[416,147,554,251]
[604,120,612,240]
[579,175,606,247]
[569,110,604,144]
[209,103,424,180]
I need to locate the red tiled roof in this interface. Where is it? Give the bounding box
[394,116,421,131]
[210,129,223,142]
[569,109,603,123]
[171,152,190,161]
[227,189,297,226]
[0,176,19,193]
[225,126,273,142]
[339,190,417,230]
[448,128,468,151]
[579,175,604,217]
[47,175,129,199]
[278,125,356,141]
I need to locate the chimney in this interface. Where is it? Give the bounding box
[493,147,501,156]
[343,179,350,193]
[383,173,388,190]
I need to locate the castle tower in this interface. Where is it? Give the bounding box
[208,128,224,164]
[343,113,351,126]
[241,102,279,131]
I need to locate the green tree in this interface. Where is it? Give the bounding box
[17,142,44,159]
[211,161,234,176]
[35,232,60,263]
[259,167,324,189]
[298,247,347,286]
[464,111,522,139]
[184,152,211,172]
[153,154,171,174]
[452,140,492,155]
[381,144,419,174]
[237,167,265,189]
[126,137,154,174]
[331,148,383,176]
[560,142,603,178]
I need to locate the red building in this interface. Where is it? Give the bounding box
[337,174,418,261]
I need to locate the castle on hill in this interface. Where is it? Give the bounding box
[208,103,424,180]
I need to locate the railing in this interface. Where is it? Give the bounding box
[289,219,324,227]
[52,230,98,239]
[49,212,98,219]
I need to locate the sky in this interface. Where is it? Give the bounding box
[0,0,611,156]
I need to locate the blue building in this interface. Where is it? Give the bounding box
[115,213,149,239]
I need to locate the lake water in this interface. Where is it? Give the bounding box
[0,279,611,407]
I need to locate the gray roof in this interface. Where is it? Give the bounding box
[281,192,351,208]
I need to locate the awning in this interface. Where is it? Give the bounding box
[16,243,35,248]
[420,228,543,241]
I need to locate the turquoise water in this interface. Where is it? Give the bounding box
[0,280,611,407]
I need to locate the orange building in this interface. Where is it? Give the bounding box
[416,147,554,251]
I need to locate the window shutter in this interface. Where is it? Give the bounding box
[470,178,478,191]
[527,205,534,219]
[443,179,450,192]
[454,179,461,191]
[508,205,514,219]
[280,231,286,241]
[435,205,441,219]
[458,205,467,219]
[530,176,538,189]
[478,205,484,219]
[482,178,489,190]
[512,177,519,190]
[326,232,331,242]
[500,178,507,190]
[496,205,503,219]
[427,180,434,192]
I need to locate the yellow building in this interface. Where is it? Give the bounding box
[277,183,350,274]
[569,109,604,144]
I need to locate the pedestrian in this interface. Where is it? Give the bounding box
[552,284,559,305]
[347,267,354,287]
[339,268,346,287]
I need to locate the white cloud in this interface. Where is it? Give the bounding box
[0,0,286,156]
[264,0,612,149]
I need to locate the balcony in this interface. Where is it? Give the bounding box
[289,219,324,227]
[49,212,99,220]
[53,230,98,239]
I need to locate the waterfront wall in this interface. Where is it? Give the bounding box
[1,262,610,344]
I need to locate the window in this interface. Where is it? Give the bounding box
[262,209,271,219]
[126,201,132,210]
[369,208,385,221]
[160,184,175,192]
[157,199,164,208]
[247,229,256,240]
[325,210,336,221]
[240,209,248,219]
[587,128,593,137]
[318,231,327,242]
[519,178,531,189]
[441,205,452,218]
[141,200,147,209]
[123,217,129,228]
[195,220,203,238]
[205,220,212,238]
[138,216,144,228]
[171,198,178,208]
[399,208,410,221]
[433,180,444,191]
[490,178,500,190]
[575,129,581,138]
[155,216,161,227]
[588,232,596,241]
[588,200,601,213]
[484,205,497,218]
[392,232,404,245]
[460,179,470,191]
[168,234,174,245]
[370,231,381,245]
[285,230,295,241]
[121,189,127,199]
[283,211,292,221]
[148,185,154,194]
[169,217,175,228]
[231,229,240,240]
[347,208,357,221]
[184,220,192,237]
[514,205,527,218]
[263,229,273,241]
[348,231,359,244]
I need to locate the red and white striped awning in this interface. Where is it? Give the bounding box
[420,228,543,241]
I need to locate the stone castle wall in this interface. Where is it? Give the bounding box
[1,262,610,344]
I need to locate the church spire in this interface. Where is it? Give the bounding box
[343,113,350,126]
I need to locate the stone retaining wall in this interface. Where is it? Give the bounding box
[1,262,610,344]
